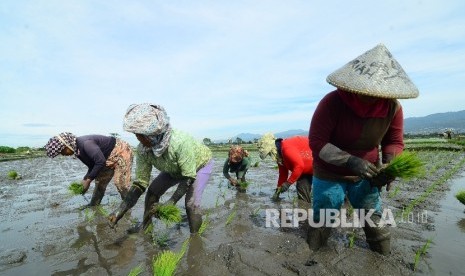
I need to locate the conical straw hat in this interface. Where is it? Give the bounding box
[326,44,419,99]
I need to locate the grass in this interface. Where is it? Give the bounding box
[127,264,144,276]
[68,181,84,195]
[252,161,260,167]
[7,170,18,180]
[154,204,182,225]
[383,151,425,179]
[455,190,465,205]
[413,238,432,271]
[96,206,109,216]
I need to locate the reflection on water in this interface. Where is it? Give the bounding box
[457,218,465,233]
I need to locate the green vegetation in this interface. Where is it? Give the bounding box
[152,238,189,276]
[0,146,16,153]
[413,238,432,271]
[383,152,425,179]
[348,230,356,248]
[127,264,144,276]
[198,212,210,236]
[154,204,182,225]
[455,190,465,205]
[0,146,45,162]
[68,181,84,195]
[7,170,19,180]
[226,208,237,225]
[253,161,260,167]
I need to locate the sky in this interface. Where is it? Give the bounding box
[1,1,464,147]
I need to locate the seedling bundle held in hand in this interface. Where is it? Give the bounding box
[154,204,182,224]
[382,152,425,179]
[68,181,84,195]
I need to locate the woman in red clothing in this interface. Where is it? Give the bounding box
[257,133,313,203]
[308,44,419,255]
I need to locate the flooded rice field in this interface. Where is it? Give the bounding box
[1,150,464,275]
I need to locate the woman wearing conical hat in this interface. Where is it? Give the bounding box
[308,44,419,255]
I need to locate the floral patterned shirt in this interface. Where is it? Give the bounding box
[134,129,212,189]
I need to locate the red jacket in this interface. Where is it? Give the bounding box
[277,136,313,187]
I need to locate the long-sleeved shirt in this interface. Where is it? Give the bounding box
[76,135,116,180]
[309,89,404,181]
[134,129,212,189]
[277,136,313,187]
[223,156,251,180]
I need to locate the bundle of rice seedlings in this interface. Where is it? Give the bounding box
[68,181,84,195]
[7,170,18,180]
[382,152,425,179]
[152,250,182,276]
[155,204,182,225]
[238,181,249,189]
[455,190,465,205]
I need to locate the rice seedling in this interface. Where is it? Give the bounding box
[383,152,425,179]
[84,208,95,222]
[96,206,109,217]
[348,230,356,248]
[144,222,154,235]
[250,206,261,217]
[127,264,144,276]
[413,238,432,271]
[68,181,84,195]
[152,239,189,276]
[253,161,260,167]
[155,232,170,248]
[152,250,180,276]
[154,204,182,225]
[226,208,237,225]
[198,213,210,236]
[238,181,249,190]
[7,170,19,180]
[401,157,465,220]
[455,190,465,205]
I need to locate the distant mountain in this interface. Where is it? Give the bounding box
[212,110,465,144]
[404,110,465,134]
[213,129,308,143]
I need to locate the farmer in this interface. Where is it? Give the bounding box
[44,132,133,206]
[257,133,313,203]
[223,145,251,187]
[308,43,419,255]
[108,103,213,233]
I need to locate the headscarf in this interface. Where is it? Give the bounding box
[257,132,278,160]
[123,103,172,157]
[228,145,248,163]
[44,132,77,158]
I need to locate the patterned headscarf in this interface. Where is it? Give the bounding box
[123,103,172,157]
[228,145,248,163]
[257,132,277,160]
[45,132,77,158]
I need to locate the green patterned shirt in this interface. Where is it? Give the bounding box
[134,129,212,189]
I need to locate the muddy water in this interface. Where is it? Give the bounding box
[0,151,464,276]
[426,173,465,276]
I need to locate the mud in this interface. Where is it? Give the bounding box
[0,151,464,276]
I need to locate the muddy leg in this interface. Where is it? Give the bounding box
[363,214,391,255]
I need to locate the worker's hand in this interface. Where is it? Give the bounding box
[271,188,281,202]
[279,182,291,193]
[81,178,92,195]
[346,156,379,179]
[229,178,238,186]
[371,171,396,191]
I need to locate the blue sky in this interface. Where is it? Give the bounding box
[1,1,464,147]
